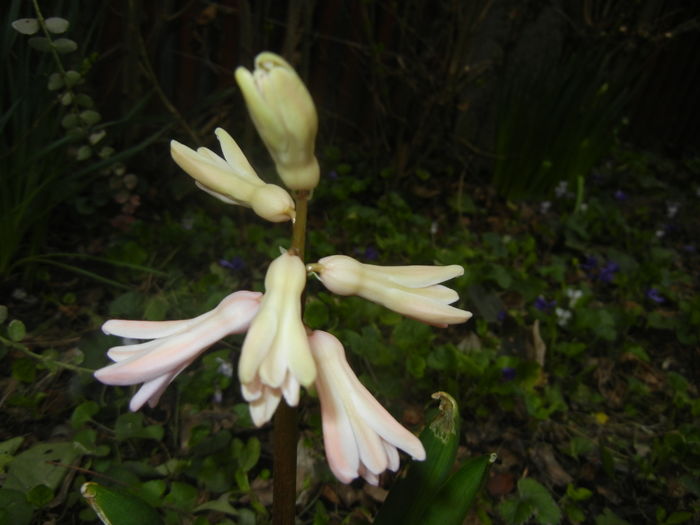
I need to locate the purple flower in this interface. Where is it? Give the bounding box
[353,246,379,261]
[501,367,516,381]
[581,256,598,273]
[219,256,246,271]
[327,170,338,180]
[497,310,508,322]
[599,261,620,283]
[534,296,556,311]
[613,190,627,201]
[646,288,665,303]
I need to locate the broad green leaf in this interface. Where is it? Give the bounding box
[374,392,460,525]
[11,18,39,35]
[81,482,163,525]
[4,442,81,492]
[0,488,33,525]
[163,482,198,512]
[44,17,69,34]
[114,413,164,441]
[518,478,561,524]
[26,484,53,507]
[71,401,99,428]
[420,454,495,525]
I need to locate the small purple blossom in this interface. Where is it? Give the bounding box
[599,261,620,283]
[327,170,338,180]
[534,296,556,311]
[581,256,598,273]
[613,189,627,201]
[219,256,246,271]
[497,310,508,322]
[354,246,379,261]
[646,288,665,303]
[501,367,517,381]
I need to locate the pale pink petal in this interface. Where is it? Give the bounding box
[310,330,424,485]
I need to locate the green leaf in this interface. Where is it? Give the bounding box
[71,401,99,428]
[4,442,81,492]
[11,358,35,383]
[114,413,164,441]
[44,17,69,34]
[518,478,561,524]
[594,507,630,525]
[79,110,101,126]
[375,392,460,525]
[238,438,261,472]
[27,37,53,52]
[144,295,168,321]
[0,305,7,324]
[0,437,24,456]
[26,484,53,507]
[61,113,79,130]
[81,482,163,525]
[419,454,495,525]
[76,145,92,161]
[47,73,64,90]
[499,499,536,525]
[7,319,26,342]
[0,488,33,525]
[63,70,82,88]
[53,38,77,54]
[11,18,39,35]
[163,482,198,512]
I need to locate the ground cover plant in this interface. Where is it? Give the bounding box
[1,2,699,524]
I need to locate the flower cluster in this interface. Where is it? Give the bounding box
[94,52,472,485]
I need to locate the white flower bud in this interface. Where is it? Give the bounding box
[235,52,319,191]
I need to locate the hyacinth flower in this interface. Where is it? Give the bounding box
[308,255,471,327]
[235,52,320,191]
[239,252,316,426]
[171,127,295,222]
[95,291,262,411]
[309,330,426,484]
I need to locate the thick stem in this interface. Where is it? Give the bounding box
[272,189,310,525]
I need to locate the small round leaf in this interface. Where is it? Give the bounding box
[75,94,94,108]
[28,37,53,52]
[61,113,79,129]
[47,73,64,91]
[7,319,26,342]
[11,18,39,35]
[53,38,77,54]
[60,92,73,106]
[76,145,92,161]
[63,70,82,88]
[89,130,106,145]
[79,110,101,126]
[45,17,69,34]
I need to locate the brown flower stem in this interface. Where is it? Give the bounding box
[272,189,310,525]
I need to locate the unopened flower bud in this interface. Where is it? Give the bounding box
[235,52,319,191]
